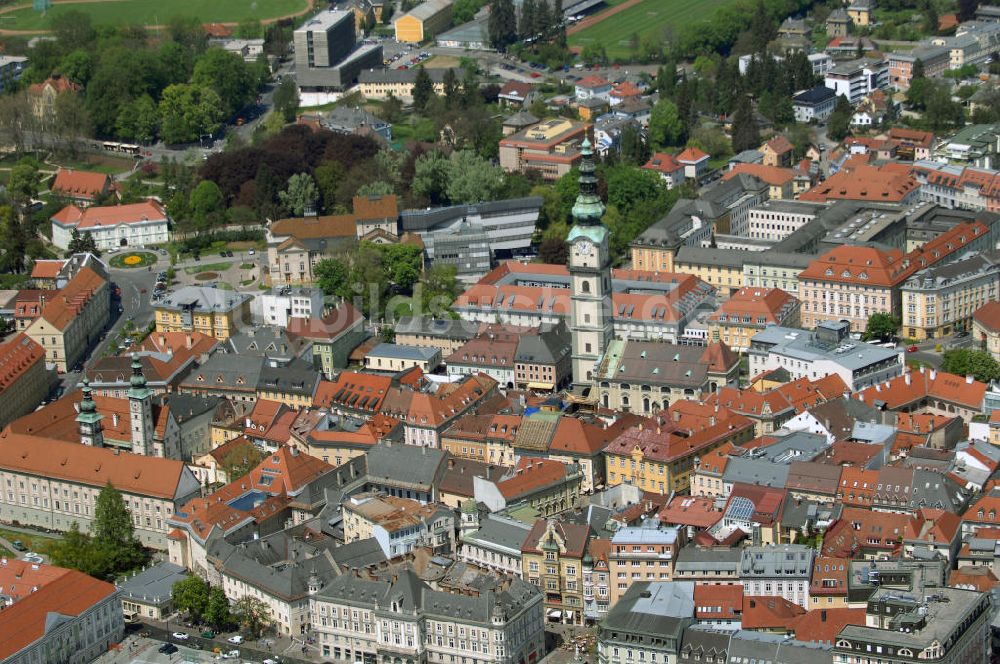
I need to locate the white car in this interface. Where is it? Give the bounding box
[171,632,189,640]
[227,635,243,644]
[220,650,240,659]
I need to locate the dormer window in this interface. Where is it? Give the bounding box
[825,268,834,276]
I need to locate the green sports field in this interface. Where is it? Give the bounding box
[0,0,309,31]
[569,0,739,59]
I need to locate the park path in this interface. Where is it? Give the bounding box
[0,0,316,35]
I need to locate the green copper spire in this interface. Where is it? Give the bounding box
[127,353,152,400]
[79,379,96,413]
[570,138,605,226]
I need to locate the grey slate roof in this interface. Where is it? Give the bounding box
[166,394,221,424]
[514,322,570,365]
[315,568,540,622]
[463,514,532,553]
[751,326,900,372]
[394,316,479,341]
[180,353,263,392]
[117,561,189,604]
[365,442,446,491]
[368,343,441,361]
[674,545,742,572]
[157,285,250,313]
[727,630,833,663]
[600,582,694,640]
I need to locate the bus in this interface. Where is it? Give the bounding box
[101,141,141,156]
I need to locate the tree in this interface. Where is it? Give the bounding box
[749,0,776,53]
[279,173,320,216]
[958,0,980,22]
[445,150,505,203]
[92,481,146,576]
[189,180,225,230]
[730,96,760,153]
[941,348,1000,383]
[204,586,234,631]
[220,444,263,482]
[314,161,345,213]
[0,207,27,274]
[192,48,255,117]
[619,123,650,165]
[47,522,102,578]
[538,237,569,264]
[912,58,926,81]
[419,263,459,313]
[412,151,451,205]
[412,65,435,113]
[158,84,223,145]
[233,595,270,638]
[172,576,210,622]
[65,228,100,258]
[488,0,518,51]
[827,94,854,142]
[7,161,40,208]
[442,68,459,107]
[273,77,300,123]
[519,0,538,38]
[863,312,899,341]
[58,49,94,86]
[648,98,685,148]
[51,10,96,47]
[116,95,160,144]
[924,2,939,34]
[314,257,352,299]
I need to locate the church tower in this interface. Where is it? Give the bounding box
[76,380,104,447]
[568,138,613,387]
[127,354,154,456]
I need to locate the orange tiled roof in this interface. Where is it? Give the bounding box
[576,75,610,89]
[764,135,794,155]
[949,566,1000,592]
[810,556,849,596]
[658,495,723,529]
[606,415,755,464]
[723,163,796,187]
[676,147,709,163]
[708,287,798,325]
[51,168,110,200]
[742,595,805,629]
[643,152,683,175]
[0,333,45,392]
[693,584,743,620]
[0,567,116,660]
[27,75,80,96]
[33,266,105,332]
[0,430,190,499]
[856,369,987,411]
[799,245,911,288]
[496,458,574,499]
[313,372,392,411]
[51,199,167,230]
[974,300,1000,333]
[790,608,866,645]
[799,163,918,202]
[29,259,65,280]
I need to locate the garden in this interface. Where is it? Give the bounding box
[109,251,157,269]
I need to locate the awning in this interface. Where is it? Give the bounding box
[565,611,575,620]
[547,610,562,619]
[527,382,551,390]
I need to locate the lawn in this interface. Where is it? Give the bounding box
[1,0,309,31]
[568,0,740,59]
[109,251,157,268]
[184,261,231,274]
[0,527,62,556]
[49,154,135,175]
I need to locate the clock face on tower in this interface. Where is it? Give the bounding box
[577,240,593,257]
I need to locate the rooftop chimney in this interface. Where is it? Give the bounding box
[904,372,911,386]
[966,374,974,384]
[186,334,193,350]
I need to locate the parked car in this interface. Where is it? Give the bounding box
[907,345,919,353]
[159,644,178,654]
[172,632,189,640]
[201,630,215,639]
[227,635,243,644]
[955,330,970,338]
[221,649,240,659]
[11,540,26,552]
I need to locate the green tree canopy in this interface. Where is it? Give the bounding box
[278,173,320,217]
[159,84,223,145]
[941,348,1000,383]
[172,576,210,622]
[863,312,899,341]
[731,95,760,153]
[273,77,300,122]
[412,66,435,113]
[191,48,255,117]
[648,98,686,149]
[488,0,518,50]
[233,596,270,638]
[92,481,147,575]
[204,586,234,631]
[189,180,225,230]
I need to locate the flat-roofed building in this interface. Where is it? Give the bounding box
[749,321,902,391]
[154,285,251,340]
[499,119,590,181]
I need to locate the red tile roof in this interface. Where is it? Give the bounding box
[856,369,987,411]
[29,259,65,280]
[521,518,590,558]
[790,608,867,645]
[576,75,610,89]
[27,75,80,96]
[799,163,918,203]
[0,430,190,499]
[708,287,799,326]
[313,372,393,411]
[605,415,755,464]
[799,245,912,288]
[723,164,796,187]
[726,483,786,525]
[657,495,723,529]
[34,266,106,332]
[52,199,167,229]
[974,300,1000,333]
[0,566,117,660]
[51,168,111,201]
[949,566,1000,592]
[642,152,683,175]
[496,458,576,500]
[764,135,794,155]
[693,584,743,621]
[287,302,364,341]
[499,81,535,99]
[822,507,916,557]
[0,333,45,393]
[810,556,849,597]
[676,147,709,163]
[742,595,805,629]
